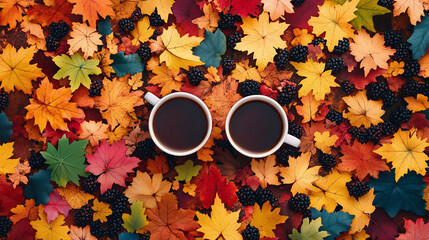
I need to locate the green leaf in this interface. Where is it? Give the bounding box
[332,0,390,32]
[122,201,148,233]
[289,218,330,240]
[408,14,429,60]
[193,29,226,68]
[175,160,202,182]
[52,53,101,92]
[41,135,89,187]
[110,51,145,77]
[310,208,354,240]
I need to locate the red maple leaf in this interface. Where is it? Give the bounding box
[27,0,74,26]
[85,140,141,194]
[42,119,82,146]
[397,218,429,240]
[7,219,36,240]
[0,176,24,216]
[283,0,324,31]
[229,0,262,17]
[195,165,238,208]
[348,67,386,90]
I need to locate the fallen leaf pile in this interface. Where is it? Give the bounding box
[0,0,428,239]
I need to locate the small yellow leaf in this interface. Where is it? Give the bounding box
[31,206,70,240]
[0,142,20,175]
[296,93,325,123]
[314,131,339,154]
[139,0,174,21]
[405,94,429,112]
[338,189,375,234]
[147,62,186,96]
[56,184,95,209]
[131,16,154,45]
[343,91,384,128]
[251,155,281,188]
[231,60,261,83]
[92,199,112,223]
[251,202,288,238]
[192,4,219,32]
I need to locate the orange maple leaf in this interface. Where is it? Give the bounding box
[68,0,115,27]
[0,0,34,29]
[78,121,109,146]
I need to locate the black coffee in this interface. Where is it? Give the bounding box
[153,97,208,152]
[229,100,283,154]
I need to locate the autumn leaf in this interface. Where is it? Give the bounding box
[68,0,114,27]
[146,155,169,175]
[393,0,425,25]
[0,0,33,29]
[231,60,261,83]
[251,155,281,188]
[124,171,172,209]
[0,142,20,175]
[235,12,289,70]
[405,94,429,112]
[0,45,44,94]
[192,3,219,32]
[56,184,94,209]
[374,129,429,181]
[44,190,72,223]
[122,201,147,232]
[175,160,202,182]
[289,218,329,240]
[92,199,111,223]
[196,194,241,240]
[139,0,174,21]
[130,16,154,45]
[350,30,396,77]
[30,206,70,240]
[291,59,339,101]
[261,0,294,20]
[69,226,96,240]
[67,23,103,59]
[10,199,38,224]
[308,0,359,51]
[279,152,321,195]
[314,131,338,154]
[296,93,325,123]
[251,201,288,237]
[147,60,186,96]
[27,0,73,26]
[339,189,376,233]
[78,121,108,146]
[397,218,429,240]
[342,91,385,128]
[260,63,293,89]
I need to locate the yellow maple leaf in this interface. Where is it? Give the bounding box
[308,170,352,212]
[139,0,174,21]
[204,66,221,83]
[251,155,281,188]
[196,194,241,240]
[343,91,384,128]
[0,44,44,94]
[251,202,288,238]
[338,189,375,234]
[308,0,359,51]
[350,30,396,77]
[296,93,325,123]
[128,72,144,90]
[291,59,339,101]
[159,26,204,70]
[92,199,112,223]
[279,152,320,195]
[106,125,128,144]
[231,60,261,83]
[374,129,429,181]
[261,0,294,20]
[131,16,154,45]
[235,12,289,70]
[183,182,197,197]
[393,0,425,25]
[423,186,429,211]
[314,131,339,154]
[68,22,103,59]
[147,61,186,96]
[405,94,429,112]
[291,28,314,46]
[0,142,20,175]
[30,206,70,240]
[192,4,219,32]
[56,184,95,209]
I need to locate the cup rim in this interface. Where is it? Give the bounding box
[225,95,289,158]
[148,92,213,156]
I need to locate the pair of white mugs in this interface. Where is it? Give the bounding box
[145,92,301,158]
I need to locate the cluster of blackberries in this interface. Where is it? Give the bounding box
[242,225,260,240]
[187,68,205,86]
[289,45,308,62]
[0,216,12,238]
[28,152,46,169]
[238,80,260,97]
[325,57,344,73]
[137,138,156,157]
[274,48,289,70]
[0,90,9,111]
[277,85,298,106]
[346,179,370,198]
[221,56,236,75]
[46,21,69,52]
[226,32,243,49]
[289,193,310,214]
[89,79,103,97]
[349,126,369,144]
[218,13,241,30]
[137,44,152,63]
[378,0,393,7]
[119,8,164,33]
[332,38,349,55]
[340,80,355,95]
[237,186,279,207]
[81,175,100,194]
[319,153,336,171]
[366,79,397,107]
[276,144,301,166]
[349,122,397,144]
[326,109,343,125]
[288,121,303,139]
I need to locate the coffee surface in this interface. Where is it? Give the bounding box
[229,100,283,154]
[153,97,208,151]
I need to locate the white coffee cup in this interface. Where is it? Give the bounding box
[144,92,213,156]
[225,95,301,158]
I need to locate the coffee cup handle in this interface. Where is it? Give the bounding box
[284,134,301,148]
[145,92,160,106]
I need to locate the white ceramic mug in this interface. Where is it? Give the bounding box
[225,95,301,158]
[144,92,213,156]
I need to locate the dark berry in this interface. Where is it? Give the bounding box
[218,13,235,30]
[391,106,412,124]
[237,186,256,206]
[380,121,397,136]
[238,80,260,97]
[382,90,397,107]
[242,225,260,240]
[367,80,389,100]
[311,38,327,47]
[107,215,124,237]
[234,15,242,22]
[255,187,274,207]
[319,153,336,171]
[326,109,343,125]
[341,80,355,95]
[378,0,393,7]
[0,216,12,238]
[137,138,156,157]
[187,68,204,86]
[349,126,369,143]
[291,0,305,6]
[137,44,152,62]
[49,21,69,40]
[383,29,402,48]
[221,56,236,75]
[289,45,308,62]
[332,38,349,55]
[277,85,297,106]
[149,10,165,27]
[74,205,94,227]
[402,60,420,78]
[90,220,108,238]
[0,90,8,111]
[401,79,419,98]
[276,145,301,166]
[302,209,312,219]
[289,193,310,213]
[325,57,344,73]
[89,80,103,97]
[274,48,289,70]
[118,18,135,32]
[138,233,151,240]
[226,32,243,49]
[28,152,46,169]
[346,179,370,198]
[393,42,412,61]
[131,8,143,22]
[418,83,429,97]
[100,189,120,204]
[150,29,160,40]
[81,175,100,194]
[288,121,303,138]
[46,34,60,52]
[111,194,129,216]
[368,124,383,143]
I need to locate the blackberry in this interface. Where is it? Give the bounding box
[311,38,327,47]
[367,80,389,100]
[118,18,135,32]
[131,8,143,22]
[238,80,260,97]
[383,29,402,48]
[226,32,243,49]
[277,85,297,106]
[382,90,397,107]
[74,205,94,227]
[393,42,412,61]
[136,44,152,62]
[138,233,151,240]
[378,0,393,7]
[137,138,156,157]
[346,179,370,198]
[291,0,305,6]
[150,29,160,40]
[107,215,124,237]
[89,80,103,97]
[401,80,419,97]
[100,188,120,204]
[28,152,46,169]
[340,80,355,95]
[255,187,275,207]
[90,220,108,238]
[234,15,242,22]
[288,193,310,213]
[0,216,12,238]
[367,124,383,143]
[149,10,165,27]
[302,209,312,219]
[349,126,369,143]
[0,90,8,111]
[332,38,349,55]
[325,57,344,73]
[288,121,303,138]
[49,20,69,40]
[274,48,289,70]
[46,34,60,52]
[81,175,100,194]
[218,13,235,30]
[418,83,429,97]
[276,145,301,166]
[289,45,308,62]
[319,153,336,171]
[242,225,260,240]
[221,56,236,75]
[326,109,343,125]
[380,121,397,136]
[402,60,420,78]
[391,106,412,124]
[111,194,129,216]
[187,68,204,86]
[237,186,256,206]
